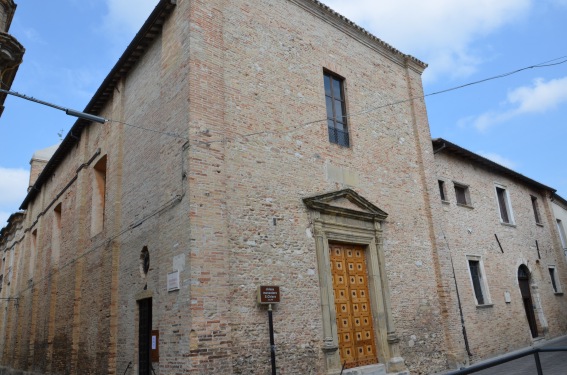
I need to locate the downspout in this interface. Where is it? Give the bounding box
[442,230,473,358]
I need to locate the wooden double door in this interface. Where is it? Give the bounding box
[330,243,378,368]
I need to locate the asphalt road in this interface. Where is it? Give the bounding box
[461,336,567,375]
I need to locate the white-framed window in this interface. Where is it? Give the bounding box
[454,182,472,206]
[466,255,491,306]
[548,266,562,294]
[495,184,514,225]
[557,219,567,250]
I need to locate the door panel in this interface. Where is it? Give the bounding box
[330,244,378,368]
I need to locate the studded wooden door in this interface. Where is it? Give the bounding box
[330,244,378,369]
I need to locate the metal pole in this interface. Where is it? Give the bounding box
[534,351,543,375]
[0,88,107,123]
[268,304,276,375]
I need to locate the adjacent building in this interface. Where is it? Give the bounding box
[551,194,567,263]
[0,0,24,117]
[433,139,567,362]
[0,1,566,375]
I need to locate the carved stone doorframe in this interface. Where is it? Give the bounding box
[303,189,407,374]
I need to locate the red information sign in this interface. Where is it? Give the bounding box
[258,286,281,304]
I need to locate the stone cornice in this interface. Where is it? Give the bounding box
[552,194,567,211]
[0,0,16,32]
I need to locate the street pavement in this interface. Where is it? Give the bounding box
[451,336,567,375]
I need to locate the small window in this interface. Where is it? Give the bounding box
[29,229,37,279]
[467,256,491,306]
[52,203,62,265]
[548,266,562,294]
[495,185,514,224]
[438,180,447,201]
[454,183,471,206]
[531,196,541,224]
[91,155,107,236]
[557,219,567,249]
[324,71,349,147]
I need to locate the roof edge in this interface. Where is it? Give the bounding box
[552,193,567,210]
[19,0,176,210]
[290,0,427,72]
[432,138,556,193]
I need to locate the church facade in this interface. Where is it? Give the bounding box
[1,1,566,375]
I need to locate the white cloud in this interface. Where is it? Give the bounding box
[102,0,158,40]
[320,0,531,82]
[478,152,517,169]
[467,76,567,130]
[0,167,28,224]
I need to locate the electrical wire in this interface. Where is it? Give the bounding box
[4,56,566,298]
[191,55,567,145]
[108,119,189,140]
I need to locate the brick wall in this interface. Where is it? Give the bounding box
[1,1,566,375]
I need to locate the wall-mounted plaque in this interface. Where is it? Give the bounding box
[167,270,180,292]
[257,285,281,304]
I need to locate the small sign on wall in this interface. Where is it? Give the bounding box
[167,270,180,292]
[257,286,281,304]
[504,291,511,303]
[151,330,159,362]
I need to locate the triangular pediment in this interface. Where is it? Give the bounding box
[303,189,388,221]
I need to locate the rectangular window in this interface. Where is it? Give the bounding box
[454,183,471,206]
[467,256,491,306]
[324,71,349,147]
[548,266,562,293]
[52,203,62,265]
[531,196,541,224]
[29,229,37,279]
[557,219,567,249]
[495,185,514,224]
[438,180,447,201]
[91,155,107,236]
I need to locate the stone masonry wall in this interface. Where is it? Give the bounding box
[434,151,567,362]
[5,1,565,375]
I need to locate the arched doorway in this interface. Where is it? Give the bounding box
[518,265,538,338]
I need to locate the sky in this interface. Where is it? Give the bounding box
[0,0,566,226]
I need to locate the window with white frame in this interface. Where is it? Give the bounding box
[548,266,562,294]
[467,256,491,306]
[495,185,514,224]
[557,219,567,250]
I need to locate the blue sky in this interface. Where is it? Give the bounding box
[1,0,566,226]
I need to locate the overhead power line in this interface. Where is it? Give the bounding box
[190,55,567,145]
[6,55,566,143]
